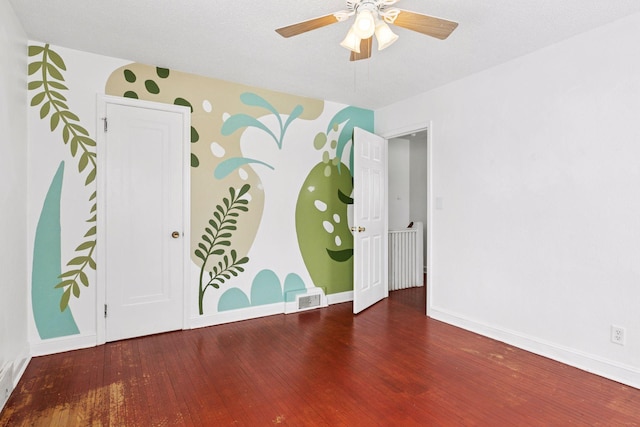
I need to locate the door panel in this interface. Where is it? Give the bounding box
[103,102,186,342]
[353,128,388,314]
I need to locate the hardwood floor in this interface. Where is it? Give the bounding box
[2,287,639,426]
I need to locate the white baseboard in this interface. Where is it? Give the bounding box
[1,343,31,412]
[13,345,30,389]
[189,303,284,329]
[429,306,640,390]
[30,334,97,357]
[190,290,355,328]
[0,362,13,411]
[327,290,353,305]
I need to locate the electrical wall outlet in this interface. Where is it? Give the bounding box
[611,325,626,345]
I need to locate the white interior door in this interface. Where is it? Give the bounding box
[98,98,189,342]
[353,127,388,314]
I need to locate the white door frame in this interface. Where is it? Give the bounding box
[95,95,191,345]
[380,121,433,317]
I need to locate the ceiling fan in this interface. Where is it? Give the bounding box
[275,0,458,61]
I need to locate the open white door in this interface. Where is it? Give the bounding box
[97,96,190,343]
[353,127,388,314]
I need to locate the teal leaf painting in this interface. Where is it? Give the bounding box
[250,270,283,306]
[218,270,308,311]
[283,273,306,302]
[326,106,374,174]
[215,93,303,179]
[214,157,274,180]
[221,113,278,143]
[218,288,251,311]
[32,162,80,338]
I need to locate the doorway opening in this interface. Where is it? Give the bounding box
[386,126,431,314]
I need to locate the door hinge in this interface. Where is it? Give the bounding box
[104,304,108,318]
[101,117,108,132]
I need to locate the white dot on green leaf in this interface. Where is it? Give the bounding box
[314,200,327,212]
[307,186,315,192]
[210,142,225,157]
[333,214,340,223]
[202,100,212,113]
[238,167,248,180]
[323,221,334,233]
[335,236,342,246]
[324,165,332,177]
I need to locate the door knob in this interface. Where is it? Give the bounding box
[171,231,180,238]
[350,226,366,233]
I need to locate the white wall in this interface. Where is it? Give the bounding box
[409,136,428,269]
[388,137,410,229]
[376,12,640,388]
[0,0,29,399]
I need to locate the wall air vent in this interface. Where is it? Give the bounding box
[284,287,328,314]
[298,294,321,310]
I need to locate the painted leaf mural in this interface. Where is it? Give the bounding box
[195,185,251,314]
[28,44,97,311]
[104,61,371,316]
[295,106,374,294]
[215,92,303,178]
[296,162,354,294]
[32,162,80,338]
[218,270,306,311]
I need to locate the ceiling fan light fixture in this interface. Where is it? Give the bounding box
[374,20,398,50]
[340,26,362,53]
[353,9,376,39]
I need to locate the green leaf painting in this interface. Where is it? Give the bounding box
[28,44,97,311]
[32,162,80,338]
[197,184,251,314]
[295,162,354,294]
[293,105,373,293]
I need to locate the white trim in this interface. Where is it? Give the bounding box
[429,306,640,389]
[95,95,191,345]
[12,354,30,389]
[30,334,97,357]
[190,289,355,329]
[189,303,284,328]
[327,290,353,305]
[379,121,432,317]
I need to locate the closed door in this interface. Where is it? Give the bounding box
[100,99,188,342]
[353,127,388,314]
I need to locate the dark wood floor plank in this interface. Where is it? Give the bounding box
[2,286,640,426]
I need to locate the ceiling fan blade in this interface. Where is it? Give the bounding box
[276,14,340,38]
[392,10,458,40]
[350,37,372,61]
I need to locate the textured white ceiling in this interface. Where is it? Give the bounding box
[9,0,640,109]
